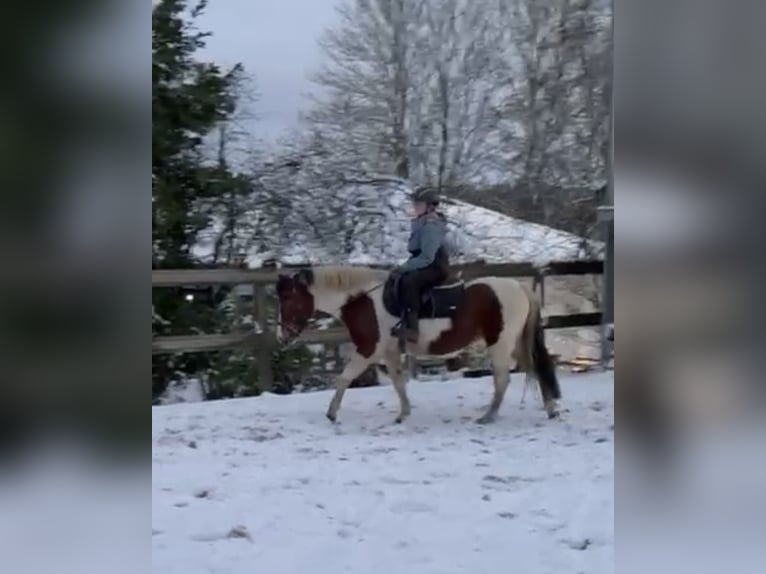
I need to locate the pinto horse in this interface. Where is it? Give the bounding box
[275,265,561,424]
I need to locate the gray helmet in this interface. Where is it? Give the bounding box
[411,185,440,205]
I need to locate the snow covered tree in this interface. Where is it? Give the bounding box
[303,0,610,200]
[303,0,416,177]
[492,0,612,200]
[303,0,500,188]
[152,0,249,399]
[152,0,244,267]
[409,0,500,188]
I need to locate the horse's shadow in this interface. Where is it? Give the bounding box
[309,401,548,437]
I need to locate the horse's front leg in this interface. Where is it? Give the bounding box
[326,352,373,422]
[383,348,410,423]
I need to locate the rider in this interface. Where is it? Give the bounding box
[392,185,450,342]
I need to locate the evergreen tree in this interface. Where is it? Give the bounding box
[152,0,244,399]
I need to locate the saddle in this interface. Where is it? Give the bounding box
[382,272,465,320]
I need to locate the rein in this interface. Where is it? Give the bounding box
[356,280,386,299]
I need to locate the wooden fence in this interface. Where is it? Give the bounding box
[152,260,604,388]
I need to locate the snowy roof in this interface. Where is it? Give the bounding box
[193,177,602,269]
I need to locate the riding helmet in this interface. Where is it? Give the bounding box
[411,185,440,205]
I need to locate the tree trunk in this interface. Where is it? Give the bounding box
[392,0,409,178]
[437,68,449,190]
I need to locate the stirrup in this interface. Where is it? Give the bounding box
[390,318,405,337]
[390,321,407,352]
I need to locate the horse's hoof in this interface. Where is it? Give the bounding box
[547,411,560,420]
[476,415,494,425]
[394,409,410,424]
[326,412,337,423]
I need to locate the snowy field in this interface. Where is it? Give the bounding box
[152,371,614,574]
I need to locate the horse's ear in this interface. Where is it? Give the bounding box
[276,274,290,293]
[295,268,314,288]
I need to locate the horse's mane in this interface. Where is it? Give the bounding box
[310,265,389,294]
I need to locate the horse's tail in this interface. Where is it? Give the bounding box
[518,284,561,404]
[514,285,536,375]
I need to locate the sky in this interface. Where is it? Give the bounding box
[198,0,339,146]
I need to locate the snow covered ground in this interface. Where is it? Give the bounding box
[152,371,614,574]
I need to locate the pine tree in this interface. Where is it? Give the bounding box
[152,0,244,399]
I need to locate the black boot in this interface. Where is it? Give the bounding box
[391,312,408,345]
[404,308,419,343]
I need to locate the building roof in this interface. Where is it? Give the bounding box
[193,177,603,268]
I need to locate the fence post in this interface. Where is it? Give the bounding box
[533,270,547,347]
[255,283,274,391]
[600,213,614,367]
[333,344,342,371]
[407,354,418,380]
[532,271,546,309]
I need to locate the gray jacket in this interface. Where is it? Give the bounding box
[399,211,448,272]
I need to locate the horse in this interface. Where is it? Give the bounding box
[275,265,561,424]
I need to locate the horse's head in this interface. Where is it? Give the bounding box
[275,269,315,344]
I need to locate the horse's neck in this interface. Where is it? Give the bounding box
[311,285,380,319]
[311,288,356,318]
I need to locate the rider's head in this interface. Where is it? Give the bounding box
[411,185,440,217]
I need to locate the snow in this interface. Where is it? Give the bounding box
[445,196,602,264]
[158,379,206,405]
[152,371,614,574]
[192,178,602,268]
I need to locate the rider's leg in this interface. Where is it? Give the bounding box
[399,266,445,342]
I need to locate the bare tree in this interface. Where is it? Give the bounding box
[492,0,611,194]
[304,0,500,187]
[271,0,612,266]
[304,0,422,177]
[410,0,499,188]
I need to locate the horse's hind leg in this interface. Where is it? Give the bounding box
[477,344,513,424]
[383,348,411,423]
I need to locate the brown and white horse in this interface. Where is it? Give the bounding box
[275,265,561,424]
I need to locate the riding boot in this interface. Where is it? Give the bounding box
[404,307,420,343]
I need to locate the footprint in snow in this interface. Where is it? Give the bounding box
[190,525,252,543]
[561,537,592,551]
[390,500,435,514]
[429,471,454,479]
[380,476,414,485]
[483,474,539,484]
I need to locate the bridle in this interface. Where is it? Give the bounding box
[276,320,305,348]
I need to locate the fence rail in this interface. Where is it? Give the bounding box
[152,260,604,387]
[151,328,349,355]
[151,259,603,288]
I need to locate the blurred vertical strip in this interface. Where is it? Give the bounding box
[0,0,149,458]
[618,0,766,573]
[0,1,149,571]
